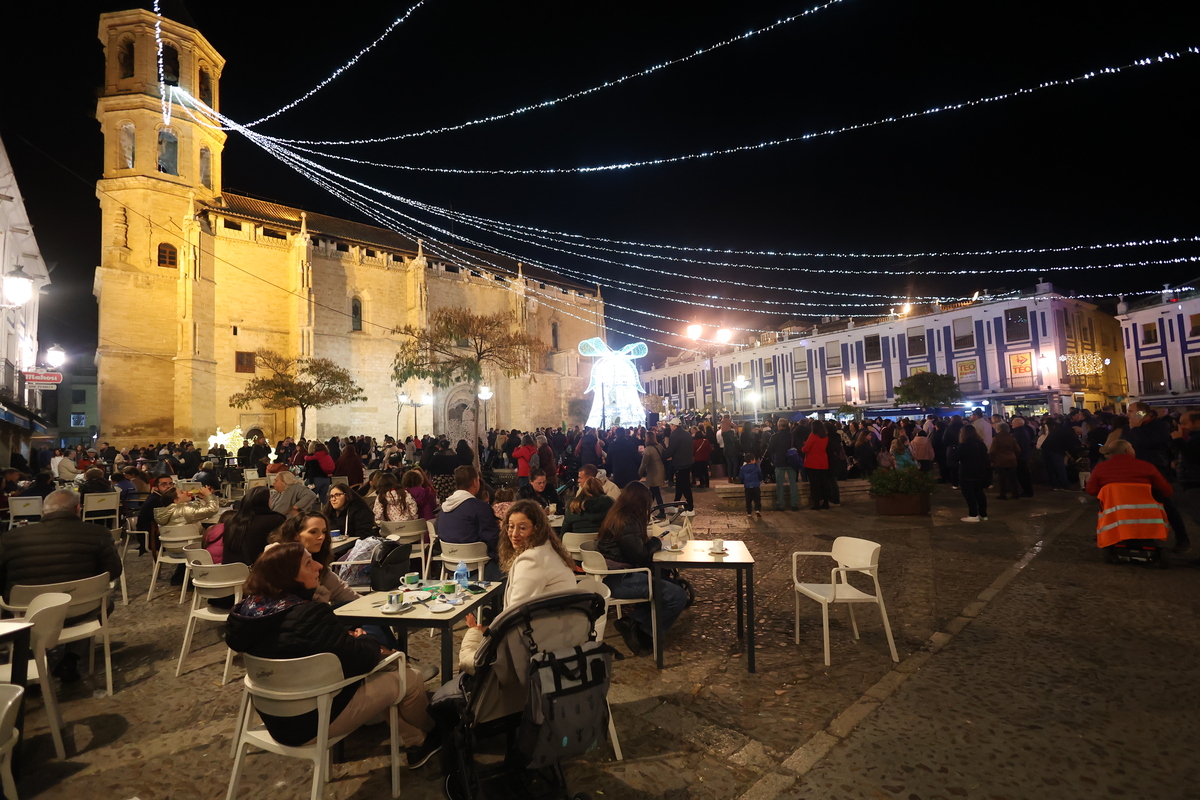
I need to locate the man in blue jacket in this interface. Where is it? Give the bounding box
[437,465,501,580]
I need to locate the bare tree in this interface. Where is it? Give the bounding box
[229,349,366,439]
[392,308,548,470]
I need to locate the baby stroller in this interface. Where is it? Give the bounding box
[438,591,614,800]
[1095,482,1170,568]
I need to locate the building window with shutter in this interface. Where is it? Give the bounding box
[235,351,256,373]
[157,243,177,267]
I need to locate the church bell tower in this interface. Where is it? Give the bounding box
[94,8,226,442]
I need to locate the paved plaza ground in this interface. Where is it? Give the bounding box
[11,482,1199,800]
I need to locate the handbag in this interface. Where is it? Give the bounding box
[368,540,414,592]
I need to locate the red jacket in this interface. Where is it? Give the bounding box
[693,438,713,462]
[801,433,830,470]
[1086,454,1172,499]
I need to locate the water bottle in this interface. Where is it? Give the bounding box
[454,560,470,593]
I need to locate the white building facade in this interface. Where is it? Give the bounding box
[1118,287,1200,407]
[640,284,1128,420]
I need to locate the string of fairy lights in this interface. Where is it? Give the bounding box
[176,90,1193,329]
[254,0,852,145]
[271,47,1200,176]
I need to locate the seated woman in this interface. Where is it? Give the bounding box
[561,477,613,533]
[890,435,917,470]
[223,486,287,567]
[459,499,578,671]
[269,512,359,605]
[224,543,441,767]
[372,473,419,523]
[516,469,558,510]
[596,482,688,657]
[326,487,384,587]
[193,461,222,492]
[491,486,516,523]
[153,483,220,527]
[202,509,237,563]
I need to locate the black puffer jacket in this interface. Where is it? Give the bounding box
[597,518,660,569]
[562,494,614,533]
[224,592,381,745]
[0,510,123,597]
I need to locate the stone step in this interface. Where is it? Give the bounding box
[712,479,871,511]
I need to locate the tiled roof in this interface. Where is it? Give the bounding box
[213,193,593,293]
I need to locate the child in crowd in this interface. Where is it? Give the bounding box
[492,486,516,522]
[739,453,763,519]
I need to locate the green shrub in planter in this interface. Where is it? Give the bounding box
[868,466,936,497]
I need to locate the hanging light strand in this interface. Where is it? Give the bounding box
[153,0,172,127]
[277,47,1200,175]
[256,0,852,145]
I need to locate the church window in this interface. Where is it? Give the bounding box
[119,124,136,169]
[551,322,560,351]
[351,298,363,331]
[199,147,212,188]
[222,218,242,231]
[117,38,135,79]
[198,69,213,106]
[161,44,180,86]
[235,351,256,373]
[336,242,349,252]
[262,228,286,240]
[157,243,178,267]
[157,129,178,175]
[365,249,376,257]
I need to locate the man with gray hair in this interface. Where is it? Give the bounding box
[0,488,123,598]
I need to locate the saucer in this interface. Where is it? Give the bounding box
[708,547,728,554]
[381,604,411,615]
[427,602,454,613]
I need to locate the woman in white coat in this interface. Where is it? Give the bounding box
[458,499,578,670]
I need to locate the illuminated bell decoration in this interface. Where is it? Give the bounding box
[1064,353,1106,375]
[578,338,648,429]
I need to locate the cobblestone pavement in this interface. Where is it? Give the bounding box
[14,484,1185,799]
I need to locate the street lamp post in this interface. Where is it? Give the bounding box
[45,345,66,368]
[733,374,750,418]
[477,386,493,432]
[745,391,760,424]
[397,392,432,440]
[686,324,732,419]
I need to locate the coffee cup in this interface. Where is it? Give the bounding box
[710,538,725,553]
[442,581,458,594]
[549,503,558,515]
[404,572,421,585]
[385,591,403,611]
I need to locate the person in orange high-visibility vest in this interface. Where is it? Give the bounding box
[1086,440,1170,547]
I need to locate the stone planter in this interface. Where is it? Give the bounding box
[873,493,931,516]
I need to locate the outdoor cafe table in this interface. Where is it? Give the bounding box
[652,540,756,673]
[0,620,33,781]
[334,581,504,684]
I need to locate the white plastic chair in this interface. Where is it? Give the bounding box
[0,593,71,759]
[175,480,201,493]
[561,532,599,564]
[574,577,623,761]
[0,683,24,799]
[424,519,438,579]
[226,651,406,800]
[7,496,42,528]
[148,524,203,602]
[242,468,260,483]
[179,545,214,604]
[578,541,657,658]
[380,519,430,576]
[7,574,117,697]
[111,522,134,606]
[81,491,121,529]
[438,541,489,581]
[792,537,899,667]
[330,475,350,489]
[177,561,248,683]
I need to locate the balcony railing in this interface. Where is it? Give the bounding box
[998,375,1040,390]
[956,380,982,393]
[1,359,16,397]
[791,397,813,409]
[1137,376,1200,395]
[861,391,890,404]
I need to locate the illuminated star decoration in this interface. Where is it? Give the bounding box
[578,338,648,429]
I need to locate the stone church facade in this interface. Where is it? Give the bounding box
[93,9,604,446]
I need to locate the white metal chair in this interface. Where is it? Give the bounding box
[574,577,623,761]
[380,519,430,577]
[425,519,438,579]
[7,496,42,528]
[111,522,135,606]
[245,477,268,492]
[177,561,248,683]
[175,480,201,493]
[0,683,24,799]
[330,475,350,489]
[792,537,899,667]
[0,593,71,759]
[438,541,489,582]
[80,491,121,530]
[148,524,203,602]
[7,574,117,697]
[578,541,657,658]
[179,545,214,603]
[242,468,260,483]
[226,651,406,800]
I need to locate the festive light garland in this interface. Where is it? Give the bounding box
[153,0,171,127]
[240,1,432,128]
[258,0,851,145]
[278,47,1200,175]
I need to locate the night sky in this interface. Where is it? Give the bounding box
[2,0,1197,364]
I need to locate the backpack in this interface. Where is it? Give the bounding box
[786,447,803,470]
[368,539,413,592]
[517,642,614,768]
[529,451,540,470]
[878,450,896,470]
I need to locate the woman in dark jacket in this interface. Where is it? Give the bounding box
[324,485,377,539]
[332,445,365,491]
[223,486,287,567]
[224,543,439,764]
[955,425,992,522]
[596,482,688,655]
[455,439,475,466]
[193,461,222,492]
[853,431,879,478]
[561,477,614,533]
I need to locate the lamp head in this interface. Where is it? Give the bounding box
[46,344,67,368]
[397,393,410,404]
[716,328,732,344]
[686,324,702,340]
[421,394,433,404]
[2,266,35,307]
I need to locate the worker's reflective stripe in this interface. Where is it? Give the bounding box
[1097,519,1170,534]
[1098,503,1164,517]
